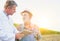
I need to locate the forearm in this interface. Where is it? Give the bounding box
[37,40,40,41]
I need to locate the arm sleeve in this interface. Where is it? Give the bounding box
[37,28,42,40]
[33,25,42,40]
[0,18,6,40]
[0,18,15,41]
[9,17,19,34]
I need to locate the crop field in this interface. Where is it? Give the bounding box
[41,34,60,41]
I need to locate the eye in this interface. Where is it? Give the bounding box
[23,14,26,16]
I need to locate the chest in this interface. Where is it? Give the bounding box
[1,17,15,33]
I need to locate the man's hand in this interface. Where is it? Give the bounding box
[15,33,24,39]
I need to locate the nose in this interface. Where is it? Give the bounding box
[14,10,16,13]
[13,10,16,13]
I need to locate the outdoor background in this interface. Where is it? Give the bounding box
[0,0,60,41]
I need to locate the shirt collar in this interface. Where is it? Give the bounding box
[3,11,9,19]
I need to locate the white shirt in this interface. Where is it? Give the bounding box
[0,10,19,41]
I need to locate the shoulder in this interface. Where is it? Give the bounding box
[0,10,4,15]
[0,10,4,20]
[31,24,39,30]
[0,10,6,19]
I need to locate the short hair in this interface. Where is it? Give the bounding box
[4,0,17,9]
[21,10,32,18]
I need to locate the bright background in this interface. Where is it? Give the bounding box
[0,0,60,31]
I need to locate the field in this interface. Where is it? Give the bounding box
[41,34,60,41]
[40,28,60,41]
[39,28,60,35]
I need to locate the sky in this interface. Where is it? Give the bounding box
[0,0,60,31]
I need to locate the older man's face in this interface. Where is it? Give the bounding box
[7,5,17,15]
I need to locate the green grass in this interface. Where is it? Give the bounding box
[39,28,60,35]
[14,23,20,27]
